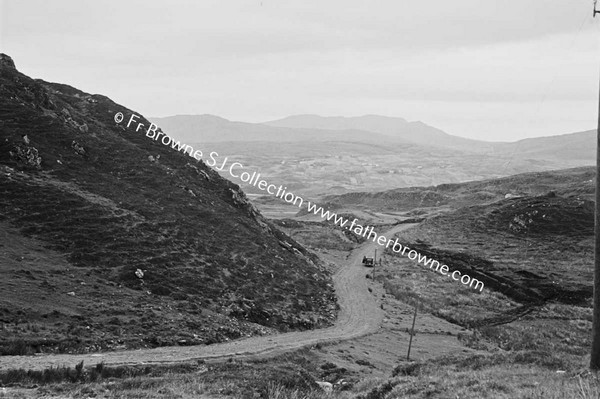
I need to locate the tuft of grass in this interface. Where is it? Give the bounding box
[265,382,323,399]
[0,361,196,386]
[0,339,35,356]
[522,374,600,399]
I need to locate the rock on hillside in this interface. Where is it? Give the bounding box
[0,54,336,354]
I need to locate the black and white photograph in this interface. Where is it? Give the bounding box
[0,1,599,397]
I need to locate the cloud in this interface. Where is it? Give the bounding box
[2,0,598,141]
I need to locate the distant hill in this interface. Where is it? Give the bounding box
[264,114,491,150]
[320,166,595,212]
[392,167,594,304]
[150,114,398,144]
[490,130,595,162]
[149,114,594,199]
[265,114,596,162]
[0,54,337,355]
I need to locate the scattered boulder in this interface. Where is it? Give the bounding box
[315,381,333,393]
[335,379,352,391]
[186,163,210,181]
[228,187,261,218]
[9,144,42,169]
[229,187,246,206]
[200,170,210,181]
[71,140,86,156]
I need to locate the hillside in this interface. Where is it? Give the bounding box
[391,193,593,305]
[320,166,595,212]
[316,166,594,319]
[340,167,596,397]
[0,54,337,355]
[491,129,595,162]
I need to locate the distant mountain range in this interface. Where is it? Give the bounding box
[150,114,594,197]
[151,114,396,144]
[268,114,596,162]
[152,113,594,161]
[265,114,487,150]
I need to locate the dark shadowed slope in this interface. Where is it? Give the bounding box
[0,54,336,355]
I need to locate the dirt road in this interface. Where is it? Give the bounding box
[0,225,415,371]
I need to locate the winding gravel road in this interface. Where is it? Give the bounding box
[0,224,415,371]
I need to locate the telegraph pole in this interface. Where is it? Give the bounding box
[406,301,418,361]
[373,249,377,280]
[592,0,600,370]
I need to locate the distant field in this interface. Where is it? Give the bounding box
[194,141,593,199]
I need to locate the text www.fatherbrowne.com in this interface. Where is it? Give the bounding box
[116,112,485,292]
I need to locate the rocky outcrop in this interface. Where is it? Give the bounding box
[9,144,42,169]
[71,140,86,156]
[0,54,15,69]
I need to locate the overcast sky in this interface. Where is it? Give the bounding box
[1,0,599,141]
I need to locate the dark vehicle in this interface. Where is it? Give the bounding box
[362,256,374,267]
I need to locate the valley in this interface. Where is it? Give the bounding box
[0,53,597,398]
[152,114,594,197]
[2,166,596,398]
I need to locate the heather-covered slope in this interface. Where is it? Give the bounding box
[321,166,595,212]
[0,54,336,354]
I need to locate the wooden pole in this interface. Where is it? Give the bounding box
[592,4,600,368]
[407,301,418,361]
[591,58,600,369]
[373,249,377,280]
[373,258,375,281]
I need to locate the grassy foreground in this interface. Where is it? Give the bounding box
[2,351,600,399]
